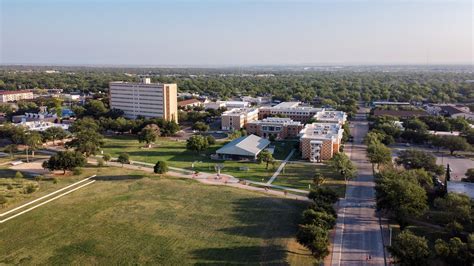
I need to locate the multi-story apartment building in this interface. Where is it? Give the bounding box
[221,108,258,131]
[312,110,347,125]
[0,90,34,103]
[258,102,322,122]
[299,123,343,162]
[245,117,304,140]
[109,78,178,122]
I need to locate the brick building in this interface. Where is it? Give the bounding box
[299,123,343,162]
[245,117,304,140]
[258,102,322,123]
[0,90,34,103]
[221,108,259,131]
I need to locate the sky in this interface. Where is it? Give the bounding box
[0,0,472,66]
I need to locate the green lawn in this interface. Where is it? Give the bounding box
[102,135,291,183]
[272,163,346,197]
[0,167,315,265]
[0,164,105,208]
[272,140,298,160]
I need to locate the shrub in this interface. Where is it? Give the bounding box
[308,187,339,205]
[206,135,216,145]
[102,154,111,163]
[72,167,83,176]
[35,175,44,181]
[154,161,169,174]
[117,153,130,166]
[14,171,24,179]
[96,158,105,167]
[7,184,13,190]
[24,184,38,194]
[52,177,58,184]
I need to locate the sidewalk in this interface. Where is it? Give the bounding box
[266,149,295,185]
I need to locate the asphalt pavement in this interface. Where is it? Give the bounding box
[331,115,386,265]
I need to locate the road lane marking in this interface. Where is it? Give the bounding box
[0,180,96,223]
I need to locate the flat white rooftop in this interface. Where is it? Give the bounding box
[300,122,342,140]
[273,102,301,108]
[222,108,258,116]
[248,117,302,126]
[313,110,347,123]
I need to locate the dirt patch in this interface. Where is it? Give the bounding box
[10,161,48,176]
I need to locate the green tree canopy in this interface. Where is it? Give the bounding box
[43,126,68,144]
[138,124,160,147]
[42,151,86,174]
[296,224,330,261]
[329,153,357,181]
[367,142,392,170]
[431,135,471,155]
[192,121,210,132]
[257,150,274,169]
[396,149,443,175]
[389,230,430,266]
[186,135,209,153]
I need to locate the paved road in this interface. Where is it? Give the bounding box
[331,115,385,265]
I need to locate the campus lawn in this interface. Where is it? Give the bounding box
[102,135,292,182]
[272,140,298,160]
[0,164,106,209]
[272,163,346,197]
[0,167,315,265]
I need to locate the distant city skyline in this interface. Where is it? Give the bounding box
[1,0,473,66]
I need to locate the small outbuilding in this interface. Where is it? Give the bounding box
[215,134,270,161]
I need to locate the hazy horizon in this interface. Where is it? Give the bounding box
[1,0,473,66]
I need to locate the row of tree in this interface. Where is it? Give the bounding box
[2,68,473,104]
[0,124,70,162]
[365,119,474,265]
[296,185,338,262]
[369,149,473,265]
[369,115,473,154]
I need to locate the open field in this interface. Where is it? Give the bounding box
[102,135,293,182]
[272,163,346,197]
[0,167,314,265]
[0,165,109,208]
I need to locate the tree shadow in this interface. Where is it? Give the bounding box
[192,197,309,264]
[217,197,308,239]
[192,245,288,265]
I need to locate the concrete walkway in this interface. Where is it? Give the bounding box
[246,180,309,194]
[266,149,295,185]
[1,175,97,223]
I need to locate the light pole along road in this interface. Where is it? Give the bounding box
[331,107,386,266]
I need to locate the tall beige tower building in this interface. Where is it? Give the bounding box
[109,78,178,123]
